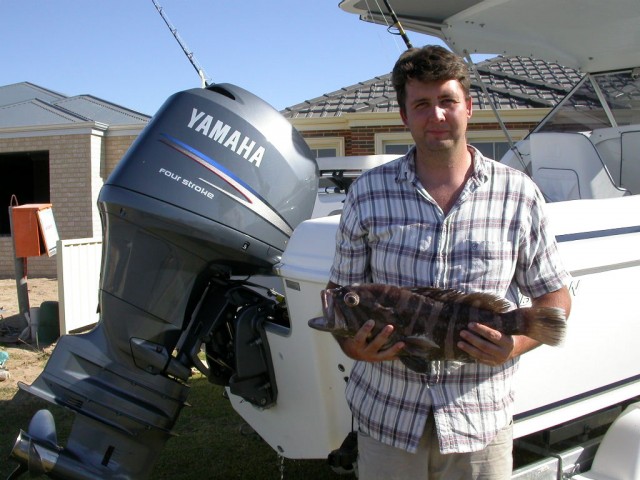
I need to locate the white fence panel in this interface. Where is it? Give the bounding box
[56,238,102,334]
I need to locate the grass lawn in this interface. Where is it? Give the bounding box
[1,373,349,479]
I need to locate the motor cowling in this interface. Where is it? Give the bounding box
[107,82,318,263]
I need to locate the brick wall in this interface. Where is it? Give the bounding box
[105,134,139,176]
[301,121,538,156]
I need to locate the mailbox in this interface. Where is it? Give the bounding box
[11,204,59,258]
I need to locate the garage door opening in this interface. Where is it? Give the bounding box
[1,151,50,235]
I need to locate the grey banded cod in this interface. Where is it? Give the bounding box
[308,284,567,373]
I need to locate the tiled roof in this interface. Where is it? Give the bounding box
[0,82,150,129]
[281,56,582,118]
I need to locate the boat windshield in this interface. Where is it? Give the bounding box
[536,68,640,134]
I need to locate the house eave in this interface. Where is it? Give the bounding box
[0,121,136,139]
[288,107,550,131]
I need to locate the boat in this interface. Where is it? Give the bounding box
[7,1,640,478]
[338,0,640,476]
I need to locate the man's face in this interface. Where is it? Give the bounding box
[400,78,472,156]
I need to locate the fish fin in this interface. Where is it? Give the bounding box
[523,307,567,346]
[407,286,460,301]
[403,335,439,353]
[399,355,431,374]
[409,287,512,313]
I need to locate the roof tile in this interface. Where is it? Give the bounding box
[281,56,582,118]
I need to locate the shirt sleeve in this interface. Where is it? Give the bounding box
[515,185,571,299]
[329,183,372,286]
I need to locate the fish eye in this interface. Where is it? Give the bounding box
[344,292,359,307]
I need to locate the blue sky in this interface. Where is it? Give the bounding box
[1,1,487,116]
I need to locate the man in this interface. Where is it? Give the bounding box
[326,46,571,479]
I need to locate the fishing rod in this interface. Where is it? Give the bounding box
[462,51,528,173]
[151,0,211,88]
[382,0,413,49]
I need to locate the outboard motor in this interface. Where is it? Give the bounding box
[8,84,318,479]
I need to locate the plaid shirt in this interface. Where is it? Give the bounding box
[329,147,569,454]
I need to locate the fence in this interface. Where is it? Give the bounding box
[56,238,102,334]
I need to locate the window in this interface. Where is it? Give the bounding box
[376,132,414,155]
[468,130,529,162]
[470,142,511,160]
[384,143,413,155]
[311,147,338,158]
[305,137,344,158]
[0,151,50,235]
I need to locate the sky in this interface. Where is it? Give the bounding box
[0,0,461,116]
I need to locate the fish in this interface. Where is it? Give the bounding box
[308,284,567,373]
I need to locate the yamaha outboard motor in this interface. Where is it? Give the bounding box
[8,84,318,479]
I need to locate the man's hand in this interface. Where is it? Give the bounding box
[336,319,405,362]
[458,286,571,366]
[457,323,520,366]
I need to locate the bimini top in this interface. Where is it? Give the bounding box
[339,0,640,73]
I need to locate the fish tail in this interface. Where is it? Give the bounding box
[521,307,567,346]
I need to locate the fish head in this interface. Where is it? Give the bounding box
[308,286,350,333]
[313,284,398,335]
[308,285,369,334]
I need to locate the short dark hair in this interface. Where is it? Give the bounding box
[391,46,471,112]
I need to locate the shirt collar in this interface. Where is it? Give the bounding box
[396,145,490,185]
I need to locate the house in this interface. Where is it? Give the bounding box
[0,56,580,277]
[283,56,580,161]
[0,82,150,277]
